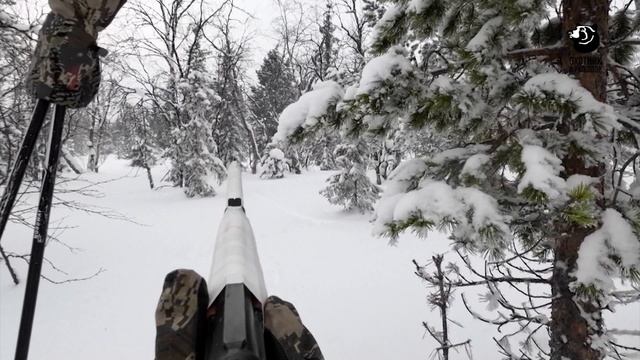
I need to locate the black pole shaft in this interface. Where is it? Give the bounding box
[0,99,50,241]
[14,105,66,360]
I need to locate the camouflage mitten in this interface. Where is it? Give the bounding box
[155,269,209,360]
[27,0,126,108]
[264,296,325,360]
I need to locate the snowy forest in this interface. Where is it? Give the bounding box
[1,0,640,359]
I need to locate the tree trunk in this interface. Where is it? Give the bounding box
[94,133,103,173]
[551,227,604,360]
[550,1,609,359]
[233,92,260,175]
[560,0,609,102]
[0,244,19,285]
[433,255,450,360]
[61,147,84,174]
[87,124,97,172]
[144,164,155,189]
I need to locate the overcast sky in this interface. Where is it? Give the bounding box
[104,0,287,78]
[8,0,314,79]
[8,0,636,85]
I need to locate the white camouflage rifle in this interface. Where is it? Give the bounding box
[205,162,268,360]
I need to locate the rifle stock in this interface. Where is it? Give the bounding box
[205,162,268,360]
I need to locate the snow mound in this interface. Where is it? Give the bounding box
[273,81,344,142]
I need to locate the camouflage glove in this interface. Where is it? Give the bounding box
[155,269,209,360]
[27,0,126,108]
[264,296,325,360]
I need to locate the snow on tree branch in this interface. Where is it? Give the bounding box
[356,46,414,96]
[406,0,435,14]
[273,80,344,142]
[574,209,640,295]
[521,73,621,132]
[466,16,503,52]
[374,175,511,256]
[517,144,567,201]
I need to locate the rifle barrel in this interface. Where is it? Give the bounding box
[205,161,268,360]
[208,161,267,304]
[226,162,243,206]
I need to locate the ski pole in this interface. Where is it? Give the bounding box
[0,99,50,242]
[205,162,268,360]
[14,104,66,360]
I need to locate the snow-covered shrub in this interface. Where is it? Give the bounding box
[129,137,156,168]
[320,141,380,212]
[260,147,286,179]
[168,117,226,198]
[319,146,335,170]
[167,69,226,197]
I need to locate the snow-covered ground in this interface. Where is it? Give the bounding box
[1,157,638,359]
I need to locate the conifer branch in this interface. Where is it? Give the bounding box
[506,46,565,60]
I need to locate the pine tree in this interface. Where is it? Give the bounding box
[168,41,226,197]
[277,0,640,358]
[130,0,231,195]
[210,27,254,170]
[250,49,299,151]
[315,1,337,81]
[122,102,157,190]
[362,0,385,26]
[319,140,380,212]
[260,145,286,179]
[0,0,37,184]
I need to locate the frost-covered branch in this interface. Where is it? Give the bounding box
[414,255,473,360]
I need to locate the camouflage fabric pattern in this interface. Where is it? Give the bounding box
[264,296,325,360]
[155,269,209,360]
[49,0,127,37]
[27,0,126,108]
